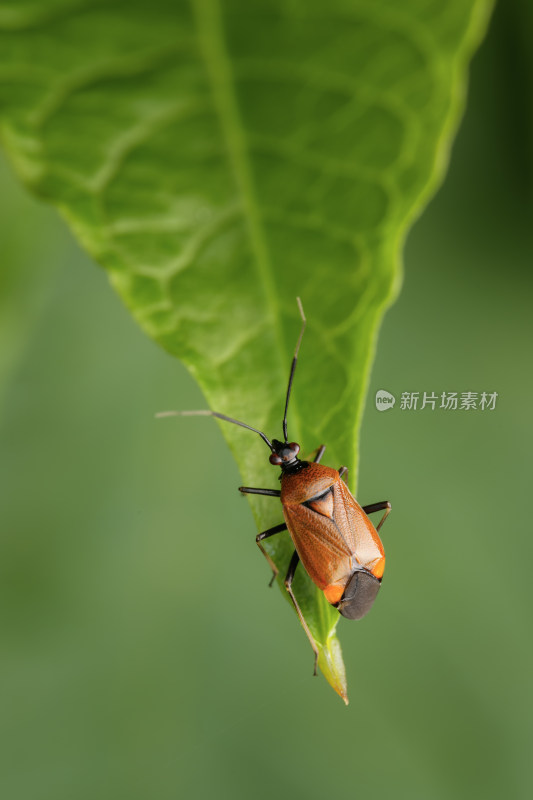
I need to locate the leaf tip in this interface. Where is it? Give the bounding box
[317,630,348,705]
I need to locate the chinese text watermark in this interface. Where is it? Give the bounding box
[375,390,498,412]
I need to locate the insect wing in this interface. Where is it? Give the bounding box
[282,485,353,591]
[283,477,385,595]
[335,479,385,577]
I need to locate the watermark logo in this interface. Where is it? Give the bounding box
[375,390,498,412]
[375,389,396,411]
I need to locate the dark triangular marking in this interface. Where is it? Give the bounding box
[305,488,334,519]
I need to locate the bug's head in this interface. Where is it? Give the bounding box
[269,439,300,468]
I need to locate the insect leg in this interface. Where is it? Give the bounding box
[338,466,348,481]
[239,487,281,497]
[362,501,391,532]
[313,445,326,464]
[284,550,320,676]
[256,522,287,586]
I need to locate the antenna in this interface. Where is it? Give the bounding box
[282,297,306,442]
[155,409,274,451]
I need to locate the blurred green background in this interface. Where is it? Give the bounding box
[1,3,532,799]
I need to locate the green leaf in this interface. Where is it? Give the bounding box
[0,0,492,702]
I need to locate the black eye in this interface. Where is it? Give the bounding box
[269,453,282,465]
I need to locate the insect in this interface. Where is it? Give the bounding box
[158,299,390,671]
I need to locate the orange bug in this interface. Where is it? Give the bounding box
[158,299,390,670]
